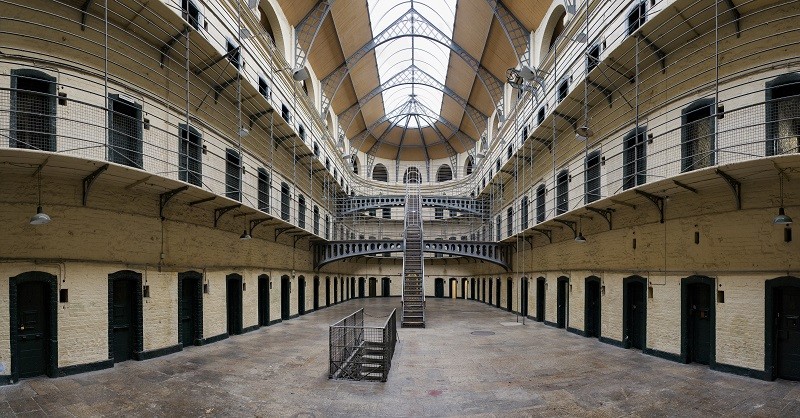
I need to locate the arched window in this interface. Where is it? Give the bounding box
[536,185,546,223]
[372,163,388,181]
[549,10,566,51]
[766,73,800,156]
[313,206,320,235]
[178,124,202,187]
[436,164,453,182]
[623,126,647,190]
[585,150,602,204]
[280,182,291,221]
[403,167,421,183]
[681,99,716,172]
[506,206,514,236]
[521,196,529,230]
[556,170,569,215]
[297,194,306,228]
[465,155,474,175]
[258,7,276,44]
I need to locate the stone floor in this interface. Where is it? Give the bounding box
[1,298,799,417]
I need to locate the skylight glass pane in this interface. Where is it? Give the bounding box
[367,0,457,129]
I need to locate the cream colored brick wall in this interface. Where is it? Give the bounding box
[203,271,228,338]
[647,276,682,356]
[142,271,178,351]
[716,275,767,370]
[600,274,627,343]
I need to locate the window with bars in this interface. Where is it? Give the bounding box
[623,126,647,189]
[627,1,647,35]
[382,208,391,219]
[325,215,330,240]
[225,149,241,201]
[372,163,388,181]
[10,69,56,152]
[507,206,513,236]
[258,76,270,99]
[281,104,292,123]
[226,39,241,69]
[585,150,602,204]
[178,124,202,187]
[257,168,270,211]
[496,215,502,241]
[766,73,800,156]
[281,182,291,221]
[298,195,306,228]
[521,196,529,230]
[536,185,546,223]
[556,170,569,215]
[313,206,320,235]
[108,94,143,169]
[537,107,546,125]
[587,43,601,73]
[681,99,715,172]
[557,78,569,103]
[181,0,201,30]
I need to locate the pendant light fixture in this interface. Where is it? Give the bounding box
[575,218,586,243]
[240,214,252,240]
[30,170,51,225]
[774,171,793,225]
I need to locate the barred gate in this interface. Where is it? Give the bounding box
[329,308,398,382]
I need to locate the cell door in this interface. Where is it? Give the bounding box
[626,281,646,349]
[488,280,493,304]
[382,278,391,296]
[334,279,338,303]
[557,280,567,328]
[435,279,444,298]
[16,281,50,378]
[585,280,601,338]
[226,278,243,335]
[180,277,199,347]
[369,278,377,297]
[776,286,800,380]
[112,279,136,362]
[461,279,467,300]
[358,278,365,298]
[536,279,545,322]
[298,278,306,315]
[314,278,320,310]
[471,279,476,300]
[496,279,501,308]
[687,282,712,364]
[506,280,513,311]
[326,278,331,306]
[521,280,528,317]
[281,277,291,319]
[258,276,270,326]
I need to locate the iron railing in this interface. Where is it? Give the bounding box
[329,308,398,382]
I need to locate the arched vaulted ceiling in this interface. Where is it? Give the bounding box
[275,0,551,161]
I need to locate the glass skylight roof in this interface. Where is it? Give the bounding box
[367,0,457,128]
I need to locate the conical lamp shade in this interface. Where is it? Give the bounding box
[30,206,51,225]
[774,207,793,225]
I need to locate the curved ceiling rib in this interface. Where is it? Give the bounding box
[485,0,531,65]
[337,64,488,138]
[320,7,504,124]
[294,0,335,73]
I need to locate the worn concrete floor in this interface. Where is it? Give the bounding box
[2,298,799,417]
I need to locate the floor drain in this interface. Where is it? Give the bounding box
[471,330,495,336]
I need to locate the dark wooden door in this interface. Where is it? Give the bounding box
[258,276,270,326]
[536,279,545,321]
[435,279,444,298]
[506,280,513,311]
[496,279,501,308]
[226,278,243,335]
[521,280,528,317]
[471,279,476,300]
[776,286,800,380]
[488,280,493,304]
[333,279,338,303]
[688,282,712,364]
[585,281,601,338]
[369,278,377,297]
[180,277,198,347]
[16,281,49,378]
[382,278,390,296]
[298,277,306,315]
[626,281,646,349]
[557,280,567,328]
[461,279,466,299]
[358,278,365,298]
[112,279,136,362]
[314,278,320,310]
[281,277,291,319]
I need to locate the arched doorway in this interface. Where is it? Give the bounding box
[766,276,800,380]
[681,275,715,365]
[313,276,320,310]
[109,270,143,363]
[381,277,391,296]
[623,276,647,349]
[358,277,366,298]
[333,277,338,304]
[435,278,445,298]
[557,277,569,328]
[585,277,601,338]
[281,275,291,320]
[496,278,502,308]
[179,271,203,346]
[325,277,331,306]
[536,278,546,322]
[369,277,377,297]
[461,278,467,299]
[226,274,243,335]
[488,279,493,305]
[258,274,270,326]
[449,278,458,298]
[506,278,513,312]
[9,271,58,381]
[520,278,529,317]
[471,278,476,300]
[298,276,306,315]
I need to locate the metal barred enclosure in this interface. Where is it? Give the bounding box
[329,308,398,382]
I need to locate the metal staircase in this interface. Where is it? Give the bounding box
[402,180,425,328]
